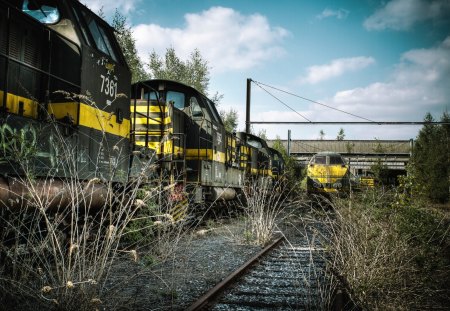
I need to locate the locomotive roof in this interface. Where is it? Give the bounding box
[236,132,270,149]
[268,147,283,157]
[131,79,223,125]
[133,79,214,102]
[133,79,223,125]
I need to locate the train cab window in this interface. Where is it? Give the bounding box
[314,156,326,164]
[190,97,203,118]
[167,91,185,110]
[204,97,221,123]
[80,9,119,62]
[247,139,262,149]
[329,155,345,165]
[143,91,157,101]
[71,5,92,46]
[22,0,60,24]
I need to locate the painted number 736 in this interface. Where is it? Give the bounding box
[100,74,118,98]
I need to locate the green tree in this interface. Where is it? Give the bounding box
[112,11,148,83]
[411,112,449,203]
[220,108,238,132]
[148,47,210,95]
[345,142,355,153]
[371,138,389,184]
[337,128,345,140]
[319,129,325,140]
[271,136,301,187]
[257,129,268,140]
[210,92,224,106]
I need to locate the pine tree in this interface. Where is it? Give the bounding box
[336,128,345,140]
[412,112,449,203]
[319,130,325,140]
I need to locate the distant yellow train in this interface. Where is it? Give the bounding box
[306,152,350,194]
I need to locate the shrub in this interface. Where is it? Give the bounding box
[326,188,450,309]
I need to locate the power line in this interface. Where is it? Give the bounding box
[252,79,378,123]
[250,121,449,125]
[252,80,311,122]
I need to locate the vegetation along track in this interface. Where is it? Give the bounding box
[187,224,331,310]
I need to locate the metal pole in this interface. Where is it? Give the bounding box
[409,138,414,157]
[287,129,291,156]
[245,78,251,134]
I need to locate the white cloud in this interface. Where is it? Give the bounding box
[316,8,349,20]
[252,37,449,139]
[364,0,450,31]
[300,56,375,84]
[81,0,141,16]
[132,7,288,74]
[328,36,450,122]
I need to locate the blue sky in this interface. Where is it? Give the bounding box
[83,0,450,140]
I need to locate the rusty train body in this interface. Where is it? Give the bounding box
[0,0,284,211]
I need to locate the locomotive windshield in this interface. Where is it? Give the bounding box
[141,90,185,110]
[190,97,203,117]
[204,97,221,123]
[311,154,345,165]
[247,139,262,149]
[143,91,157,101]
[21,0,59,24]
[167,91,185,109]
[80,10,119,62]
[313,155,326,164]
[330,155,345,165]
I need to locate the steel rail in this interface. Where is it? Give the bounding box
[185,235,285,311]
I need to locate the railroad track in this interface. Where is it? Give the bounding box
[187,232,331,311]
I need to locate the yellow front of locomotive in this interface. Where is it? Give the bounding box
[306,152,350,194]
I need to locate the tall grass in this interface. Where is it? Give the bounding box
[241,176,293,246]
[0,94,163,310]
[325,188,450,310]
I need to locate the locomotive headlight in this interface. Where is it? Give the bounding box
[333,182,342,189]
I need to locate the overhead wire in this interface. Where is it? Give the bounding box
[252,79,377,123]
[292,140,327,152]
[252,80,312,122]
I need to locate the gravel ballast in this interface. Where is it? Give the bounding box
[103,221,262,310]
[102,201,333,310]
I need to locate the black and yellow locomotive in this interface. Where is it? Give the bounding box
[0,1,132,172]
[306,152,350,195]
[131,79,244,203]
[0,0,284,211]
[130,80,284,204]
[0,0,138,208]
